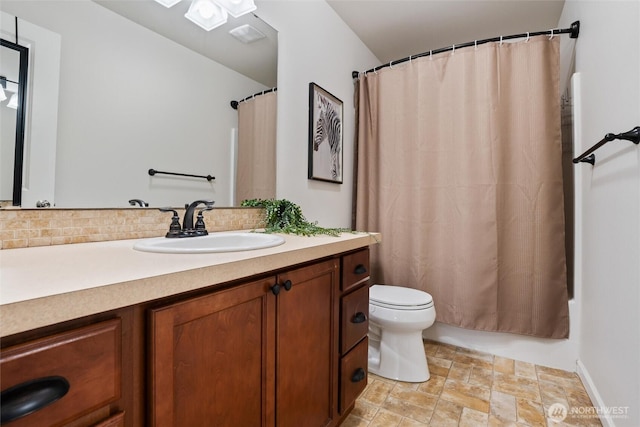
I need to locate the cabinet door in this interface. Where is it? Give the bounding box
[149,278,276,427]
[276,259,339,427]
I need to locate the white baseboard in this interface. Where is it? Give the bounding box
[576,359,613,427]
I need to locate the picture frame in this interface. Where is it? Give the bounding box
[308,82,343,184]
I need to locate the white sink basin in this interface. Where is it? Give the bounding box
[133,232,285,254]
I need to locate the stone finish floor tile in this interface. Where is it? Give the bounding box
[459,407,489,427]
[515,398,546,427]
[494,356,516,375]
[369,408,403,427]
[490,390,517,422]
[440,379,491,413]
[350,340,601,426]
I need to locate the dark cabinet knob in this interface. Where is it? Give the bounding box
[351,368,366,383]
[1,376,70,423]
[354,264,367,275]
[351,312,367,324]
[271,284,281,295]
[283,280,292,291]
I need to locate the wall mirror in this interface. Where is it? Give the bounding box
[0,38,28,206]
[0,0,277,209]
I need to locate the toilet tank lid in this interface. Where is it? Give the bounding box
[370,284,433,307]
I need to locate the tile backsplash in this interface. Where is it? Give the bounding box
[0,207,265,249]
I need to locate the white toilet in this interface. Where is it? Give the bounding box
[368,284,436,382]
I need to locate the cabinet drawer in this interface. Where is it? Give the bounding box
[341,285,369,354]
[0,319,121,426]
[340,337,368,413]
[342,248,370,292]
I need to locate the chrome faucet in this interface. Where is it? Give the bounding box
[129,199,149,207]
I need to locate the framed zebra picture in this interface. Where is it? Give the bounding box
[308,82,343,184]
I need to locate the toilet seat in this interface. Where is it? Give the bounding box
[370,285,434,311]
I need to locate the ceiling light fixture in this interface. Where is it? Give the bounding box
[213,0,256,18]
[154,0,181,7]
[229,24,265,44]
[185,0,227,31]
[0,76,7,101]
[7,93,18,109]
[153,0,257,32]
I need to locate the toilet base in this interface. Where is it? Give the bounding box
[368,329,430,383]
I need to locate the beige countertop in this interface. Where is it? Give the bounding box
[0,231,380,337]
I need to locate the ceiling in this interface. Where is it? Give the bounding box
[92,0,565,86]
[327,0,566,67]
[93,0,277,87]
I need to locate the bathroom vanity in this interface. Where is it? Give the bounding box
[0,232,377,426]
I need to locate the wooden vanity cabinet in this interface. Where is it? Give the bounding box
[338,248,371,414]
[149,258,340,427]
[0,319,125,426]
[1,247,371,427]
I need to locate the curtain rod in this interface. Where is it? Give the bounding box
[352,20,580,79]
[230,87,277,110]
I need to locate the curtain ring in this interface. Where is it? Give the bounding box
[500,36,503,46]
[429,50,433,60]
[549,29,554,40]
[409,55,412,64]
[389,60,394,69]
[526,32,530,42]
[374,67,378,74]
[474,40,478,50]
[451,44,455,55]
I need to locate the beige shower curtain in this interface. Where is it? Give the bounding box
[355,36,569,338]
[235,91,277,204]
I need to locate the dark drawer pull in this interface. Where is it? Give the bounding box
[351,312,367,324]
[1,376,70,423]
[351,368,366,383]
[271,283,281,295]
[354,264,367,275]
[283,280,292,291]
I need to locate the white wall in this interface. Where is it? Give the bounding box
[256,0,379,228]
[0,0,267,208]
[559,2,640,426]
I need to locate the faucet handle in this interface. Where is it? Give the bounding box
[129,199,149,207]
[159,208,182,238]
[194,206,215,233]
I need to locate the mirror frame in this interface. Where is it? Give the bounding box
[1,38,28,206]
